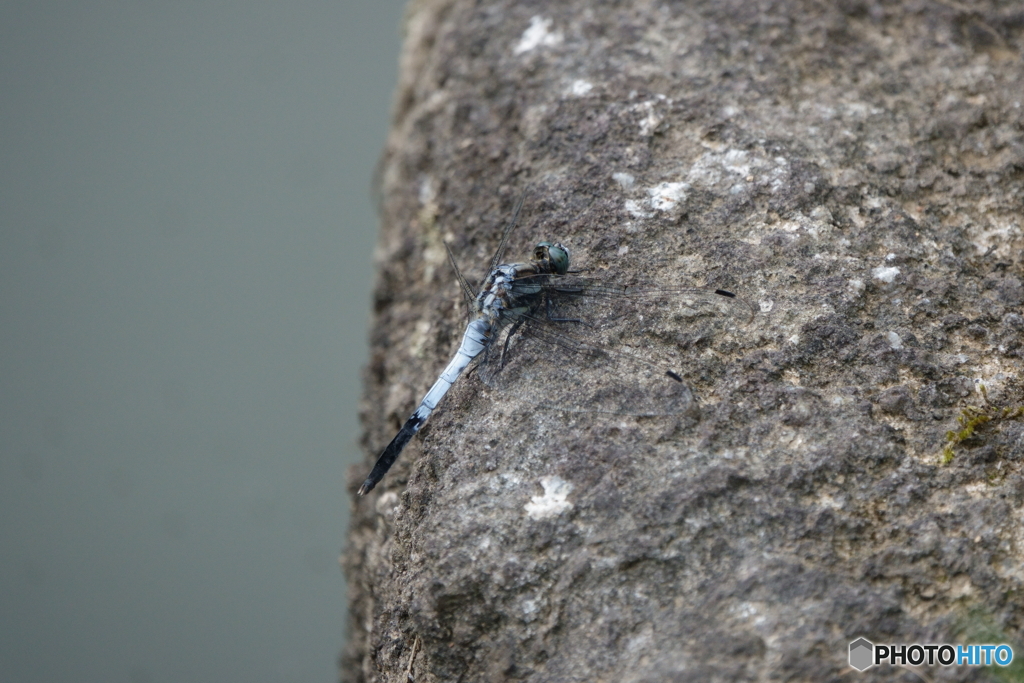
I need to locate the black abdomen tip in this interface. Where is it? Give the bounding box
[665,370,683,382]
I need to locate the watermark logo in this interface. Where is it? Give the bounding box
[849,638,874,671]
[849,638,1014,671]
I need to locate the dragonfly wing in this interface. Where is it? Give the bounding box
[477,312,695,416]
[515,274,753,348]
[479,277,752,415]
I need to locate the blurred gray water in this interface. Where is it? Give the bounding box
[0,2,406,682]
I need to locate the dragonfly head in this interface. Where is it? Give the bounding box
[534,241,570,274]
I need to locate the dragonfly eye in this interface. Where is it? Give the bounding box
[535,241,570,274]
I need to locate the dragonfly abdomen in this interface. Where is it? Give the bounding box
[357,317,491,495]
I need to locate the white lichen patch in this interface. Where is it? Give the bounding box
[843,101,883,118]
[767,157,790,193]
[846,205,867,228]
[970,362,1014,400]
[635,100,662,136]
[525,476,573,519]
[864,195,885,210]
[720,148,752,176]
[418,176,436,205]
[647,182,689,211]
[687,149,747,185]
[566,79,593,97]
[612,172,635,189]
[773,210,830,239]
[969,217,1022,259]
[817,493,844,510]
[871,266,900,283]
[887,331,903,350]
[624,199,652,219]
[848,278,865,295]
[685,149,789,194]
[514,16,562,55]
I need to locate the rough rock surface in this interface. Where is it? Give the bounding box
[343,1,1024,681]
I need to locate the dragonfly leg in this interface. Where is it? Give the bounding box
[499,318,524,369]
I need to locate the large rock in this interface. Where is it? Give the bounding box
[343,1,1024,681]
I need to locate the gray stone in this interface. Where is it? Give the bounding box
[343,1,1024,681]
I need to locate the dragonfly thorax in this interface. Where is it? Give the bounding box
[476,263,536,323]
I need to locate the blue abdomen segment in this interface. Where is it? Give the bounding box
[357,318,490,495]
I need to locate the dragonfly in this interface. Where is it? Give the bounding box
[357,199,753,495]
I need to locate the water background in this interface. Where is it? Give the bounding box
[0,2,406,681]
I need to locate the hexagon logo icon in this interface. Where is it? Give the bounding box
[849,638,874,671]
